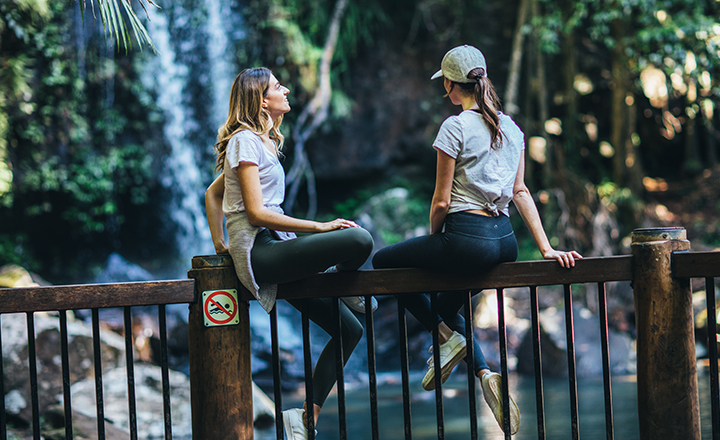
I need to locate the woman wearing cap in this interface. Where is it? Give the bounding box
[205,67,375,440]
[372,45,582,434]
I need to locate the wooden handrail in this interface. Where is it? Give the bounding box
[274,255,633,301]
[0,279,196,314]
[673,250,720,278]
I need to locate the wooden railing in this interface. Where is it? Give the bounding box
[186,226,716,440]
[1,227,719,439]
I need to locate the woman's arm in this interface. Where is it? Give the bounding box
[237,162,358,233]
[430,150,456,234]
[205,175,229,254]
[512,154,582,267]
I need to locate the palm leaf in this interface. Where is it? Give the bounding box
[75,0,159,53]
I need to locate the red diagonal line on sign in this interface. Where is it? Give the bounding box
[209,297,231,316]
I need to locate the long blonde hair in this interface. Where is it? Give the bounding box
[214,67,285,172]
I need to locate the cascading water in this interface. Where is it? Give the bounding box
[139,0,242,275]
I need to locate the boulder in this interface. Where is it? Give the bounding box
[2,312,125,425]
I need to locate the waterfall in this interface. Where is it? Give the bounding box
[139,0,242,274]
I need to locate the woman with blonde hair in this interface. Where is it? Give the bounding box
[205,67,374,440]
[372,45,582,435]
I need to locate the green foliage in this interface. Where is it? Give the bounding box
[0,0,165,280]
[0,234,37,269]
[74,0,157,53]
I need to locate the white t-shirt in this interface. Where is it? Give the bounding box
[432,110,525,217]
[222,130,285,215]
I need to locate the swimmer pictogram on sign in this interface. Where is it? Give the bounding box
[202,289,239,327]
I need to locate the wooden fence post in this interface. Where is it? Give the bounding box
[631,227,699,440]
[187,255,253,440]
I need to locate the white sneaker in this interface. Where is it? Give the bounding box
[283,408,308,440]
[341,295,378,313]
[421,331,467,391]
[481,372,520,435]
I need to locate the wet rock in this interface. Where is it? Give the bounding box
[2,312,126,425]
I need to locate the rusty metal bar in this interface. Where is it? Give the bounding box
[598,283,615,440]
[496,289,511,440]
[158,305,173,440]
[464,292,478,440]
[124,307,138,440]
[365,295,379,440]
[397,296,412,440]
[60,310,73,440]
[91,309,106,439]
[430,293,445,439]
[0,315,5,440]
[564,284,580,440]
[529,286,545,439]
[333,298,347,440]
[271,305,284,440]
[706,278,719,440]
[302,301,315,440]
[26,312,40,440]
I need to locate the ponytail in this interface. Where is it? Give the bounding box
[455,67,504,149]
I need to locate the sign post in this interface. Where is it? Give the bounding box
[188,255,253,440]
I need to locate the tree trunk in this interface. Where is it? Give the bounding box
[504,0,530,117]
[533,0,553,189]
[610,19,628,187]
[285,0,349,218]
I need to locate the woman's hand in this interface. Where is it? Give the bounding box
[214,239,229,255]
[543,249,583,268]
[315,218,360,233]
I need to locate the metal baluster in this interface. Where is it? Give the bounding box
[124,307,138,440]
[271,305,284,440]
[496,289,511,440]
[430,292,445,439]
[706,278,719,440]
[529,286,545,440]
[26,312,40,440]
[158,305,173,440]
[333,298,347,440]
[0,315,6,440]
[365,295,380,440]
[60,310,73,439]
[598,283,614,440]
[564,284,580,440]
[91,309,106,439]
[398,296,413,440]
[464,292,478,440]
[302,301,315,440]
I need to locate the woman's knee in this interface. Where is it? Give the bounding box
[343,227,374,255]
[342,317,364,348]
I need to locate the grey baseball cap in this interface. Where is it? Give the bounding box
[430,45,487,83]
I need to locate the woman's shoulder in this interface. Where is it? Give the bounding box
[230,129,262,143]
[497,112,525,147]
[228,129,263,151]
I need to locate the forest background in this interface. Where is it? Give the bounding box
[1,0,719,289]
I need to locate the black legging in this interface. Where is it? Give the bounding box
[251,226,373,407]
[372,211,519,374]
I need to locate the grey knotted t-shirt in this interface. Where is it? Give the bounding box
[432,110,525,217]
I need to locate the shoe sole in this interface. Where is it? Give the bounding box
[483,374,520,435]
[422,341,467,391]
